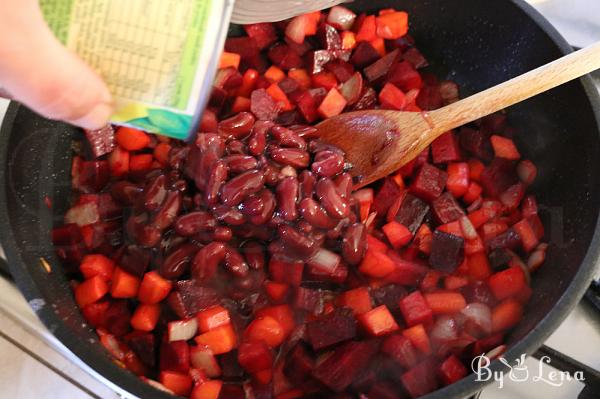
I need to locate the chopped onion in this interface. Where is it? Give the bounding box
[517,160,537,185]
[64,202,100,226]
[141,377,175,394]
[462,302,492,335]
[168,318,198,342]
[327,6,357,30]
[352,188,374,203]
[190,346,221,377]
[459,216,478,241]
[307,248,341,275]
[430,315,459,342]
[485,344,507,360]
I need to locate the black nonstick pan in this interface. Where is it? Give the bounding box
[1,1,600,398]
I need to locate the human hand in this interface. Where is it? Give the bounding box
[0,0,112,130]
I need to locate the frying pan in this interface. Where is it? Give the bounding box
[1,0,599,398]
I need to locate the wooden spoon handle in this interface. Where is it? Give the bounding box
[430,41,600,133]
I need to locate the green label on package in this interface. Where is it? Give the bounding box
[40,0,231,139]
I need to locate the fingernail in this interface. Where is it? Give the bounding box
[71,101,113,130]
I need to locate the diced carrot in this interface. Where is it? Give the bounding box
[264,281,290,303]
[379,8,396,15]
[492,299,523,333]
[437,220,464,237]
[341,31,357,50]
[420,270,442,292]
[468,208,492,229]
[266,83,294,111]
[115,127,150,151]
[138,271,172,304]
[379,83,406,110]
[130,303,161,332]
[359,249,396,278]
[159,371,193,397]
[231,96,251,114]
[197,306,231,333]
[382,221,413,249]
[256,305,295,338]
[353,188,374,222]
[463,181,483,204]
[287,68,311,90]
[317,88,347,118]
[190,380,222,399]
[237,68,259,97]
[444,275,469,290]
[74,275,108,308]
[110,267,141,298]
[244,316,285,348]
[356,15,377,42]
[464,236,485,255]
[468,252,492,280]
[399,291,433,327]
[311,71,338,90]
[512,218,539,252]
[491,135,521,160]
[468,159,485,181]
[80,254,115,281]
[424,291,467,314]
[376,11,409,39]
[129,154,154,173]
[367,234,389,253]
[402,324,431,354]
[264,65,286,83]
[219,52,241,70]
[153,142,172,166]
[195,324,237,355]
[415,224,433,254]
[337,287,373,315]
[108,146,129,177]
[358,305,399,336]
[447,162,470,197]
[369,37,386,57]
[488,267,527,301]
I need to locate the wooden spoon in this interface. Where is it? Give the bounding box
[317,42,600,188]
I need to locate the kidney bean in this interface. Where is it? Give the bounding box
[160,242,200,279]
[191,231,213,244]
[248,121,273,156]
[298,198,338,229]
[241,240,265,270]
[143,174,167,211]
[217,111,255,140]
[327,218,348,239]
[261,163,281,186]
[226,140,247,155]
[110,181,143,205]
[289,124,320,139]
[169,146,189,171]
[213,226,233,242]
[224,154,258,174]
[233,224,272,241]
[220,169,265,206]
[298,170,316,200]
[270,125,307,150]
[212,205,247,226]
[342,223,367,265]
[334,173,353,198]
[152,191,181,230]
[316,178,349,219]
[248,189,276,225]
[310,230,326,247]
[127,215,161,248]
[205,160,228,205]
[191,242,226,282]
[297,220,313,234]
[278,224,317,257]
[193,134,225,191]
[171,179,188,193]
[268,240,286,255]
[279,165,297,178]
[312,151,345,178]
[308,140,345,155]
[224,247,249,277]
[174,211,216,236]
[276,177,299,222]
[270,148,310,168]
[240,195,265,216]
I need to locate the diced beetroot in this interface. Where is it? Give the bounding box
[324,59,355,82]
[167,281,218,319]
[160,340,190,373]
[85,125,115,158]
[364,49,400,85]
[480,158,518,198]
[429,230,465,273]
[374,177,402,216]
[304,50,335,74]
[312,340,378,392]
[403,47,428,69]
[394,193,429,234]
[294,287,323,314]
[225,37,261,69]
[486,228,521,251]
[410,163,447,202]
[399,291,433,327]
[284,343,315,384]
[431,131,461,164]
[126,332,156,368]
[416,84,443,110]
[438,355,468,385]
[387,61,422,92]
[372,284,407,315]
[350,41,381,68]
[311,71,338,90]
[351,87,378,110]
[269,255,304,286]
[381,334,418,369]
[268,43,304,71]
[432,192,465,224]
[244,23,278,50]
[251,89,280,121]
[214,67,243,90]
[318,23,342,50]
[367,381,403,399]
[307,307,356,350]
[72,160,110,194]
[238,341,274,373]
[459,127,493,161]
[384,253,429,286]
[400,359,440,398]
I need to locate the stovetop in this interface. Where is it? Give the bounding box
[0,1,599,398]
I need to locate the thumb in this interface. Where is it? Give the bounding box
[0,0,113,130]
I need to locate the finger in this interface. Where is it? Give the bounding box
[0,0,113,129]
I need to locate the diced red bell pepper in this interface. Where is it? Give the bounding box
[463,181,483,204]
[195,324,237,355]
[159,371,193,397]
[266,83,294,111]
[399,291,433,327]
[244,23,277,50]
[400,359,440,398]
[288,68,311,90]
[219,52,241,70]
[197,305,231,333]
[512,218,539,252]
[369,37,386,57]
[488,266,527,301]
[356,15,377,42]
[465,235,485,255]
[75,275,108,308]
[376,11,409,39]
[410,163,447,202]
[382,221,413,249]
[379,82,406,110]
[255,305,295,338]
[110,267,141,298]
[337,287,373,315]
[424,291,467,314]
[444,275,469,290]
[244,316,285,348]
[130,303,161,332]
[491,135,521,160]
[467,252,492,280]
[357,305,399,336]
[269,257,304,286]
[446,162,469,197]
[431,131,461,164]
[402,323,431,354]
[190,380,222,399]
[138,271,172,304]
[367,234,389,253]
[81,300,109,327]
[388,61,423,92]
[264,281,290,303]
[108,146,129,177]
[381,334,418,369]
[80,254,115,281]
[359,249,396,278]
[439,355,468,385]
[420,270,442,292]
[115,127,150,151]
[238,340,274,373]
[317,88,347,118]
[129,154,154,173]
[492,299,523,333]
[264,65,286,83]
[231,96,251,113]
